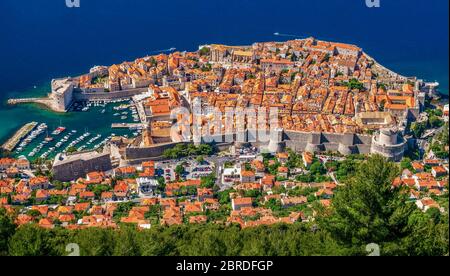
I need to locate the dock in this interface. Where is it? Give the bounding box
[111,123,145,129]
[7,97,60,112]
[1,122,38,152]
[8,97,53,106]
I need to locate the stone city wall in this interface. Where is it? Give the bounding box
[283,130,373,155]
[53,153,112,182]
[73,88,148,102]
[124,141,190,163]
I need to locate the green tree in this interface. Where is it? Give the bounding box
[8,225,58,256]
[429,116,444,128]
[398,210,449,256]
[74,227,115,256]
[217,189,234,205]
[114,224,141,256]
[66,146,78,154]
[321,53,330,63]
[286,149,303,169]
[411,121,427,138]
[27,209,42,219]
[201,173,216,189]
[113,202,136,222]
[196,155,205,164]
[342,78,365,91]
[319,155,415,254]
[310,161,326,175]
[137,226,181,256]
[400,157,414,171]
[199,47,210,56]
[175,165,185,178]
[90,184,111,199]
[0,208,15,255]
[268,162,281,175]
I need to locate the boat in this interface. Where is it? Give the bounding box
[52,127,66,135]
[101,109,106,114]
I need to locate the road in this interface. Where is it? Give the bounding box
[205,155,236,191]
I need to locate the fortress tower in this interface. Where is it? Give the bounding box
[266,128,286,153]
[50,78,74,112]
[370,127,406,162]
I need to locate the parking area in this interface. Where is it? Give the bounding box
[155,157,215,182]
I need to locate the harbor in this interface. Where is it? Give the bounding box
[1,98,144,161]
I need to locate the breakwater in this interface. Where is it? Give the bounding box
[7,97,57,111]
[6,87,148,113]
[1,122,38,152]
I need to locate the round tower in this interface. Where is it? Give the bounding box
[379,128,397,145]
[371,127,406,162]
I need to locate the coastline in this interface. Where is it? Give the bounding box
[1,39,448,146]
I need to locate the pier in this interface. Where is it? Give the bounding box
[1,122,38,152]
[7,97,58,111]
[111,123,145,129]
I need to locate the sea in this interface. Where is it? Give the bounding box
[0,0,448,158]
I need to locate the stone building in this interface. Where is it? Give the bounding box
[231,50,254,64]
[52,151,112,182]
[210,45,231,63]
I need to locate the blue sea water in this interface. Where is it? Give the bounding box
[0,0,448,145]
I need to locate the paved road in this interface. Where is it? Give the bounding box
[205,155,236,191]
